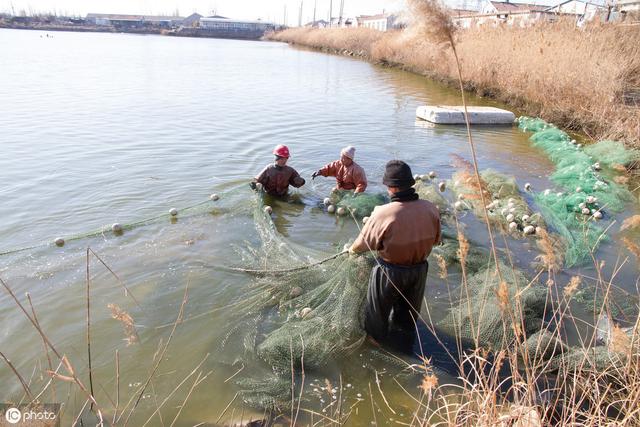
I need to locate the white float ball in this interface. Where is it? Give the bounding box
[458,194,465,201]
[523,225,535,235]
[54,237,65,247]
[112,223,123,233]
[509,222,518,232]
[581,207,591,215]
[501,208,508,216]
[575,187,582,193]
[362,216,369,224]
[327,205,336,214]
[420,174,429,181]
[169,208,178,216]
[300,307,312,318]
[454,201,464,210]
[336,207,346,216]
[413,174,420,180]
[524,183,532,191]
[438,181,446,192]
[543,189,551,196]
[506,214,515,222]
[522,215,530,223]
[323,197,331,206]
[264,205,273,215]
[593,162,601,171]
[429,171,437,179]
[593,211,603,220]
[210,194,219,201]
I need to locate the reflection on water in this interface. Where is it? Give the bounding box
[0,29,638,425]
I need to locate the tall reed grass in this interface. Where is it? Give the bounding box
[268,20,640,147]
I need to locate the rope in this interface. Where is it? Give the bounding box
[211,250,349,276]
[0,199,216,257]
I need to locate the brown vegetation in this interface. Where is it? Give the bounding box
[268,22,640,146]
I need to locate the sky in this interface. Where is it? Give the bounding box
[0,0,418,24]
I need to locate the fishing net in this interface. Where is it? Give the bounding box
[448,161,545,237]
[220,197,373,410]
[435,258,548,350]
[518,117,639,266]
[329,190,388,218]
[414,180,451,217]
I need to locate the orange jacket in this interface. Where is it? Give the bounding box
[352,199,441,266]
[318,160,367,193]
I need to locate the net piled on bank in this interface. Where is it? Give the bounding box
[518,117,640,266]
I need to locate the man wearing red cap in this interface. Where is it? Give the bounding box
[250,144,306,197]
[349,160,440,348]
[312,146,367,193]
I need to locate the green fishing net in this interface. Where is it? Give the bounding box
[449,168,545,237]
[329,190,388,218]
[414,180,451,217]
[221,198,372,410]
[434,258,548,350]
[518,117,639,266]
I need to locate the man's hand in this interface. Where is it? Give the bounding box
[344,243,358,256]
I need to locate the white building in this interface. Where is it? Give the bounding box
[358,13,397,31]
[545,0,605,23]
[616,0,640,12]
[453,1,555,28]
[200,17,272,31]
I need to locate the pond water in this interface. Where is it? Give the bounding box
[0,28,638,425]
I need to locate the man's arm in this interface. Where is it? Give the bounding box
[353,166,367,193]
[350,211,384,254]
[316,161,339,178]
[289,168,305,188]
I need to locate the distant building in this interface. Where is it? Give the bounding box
[199,17,272,32]
[358,13,398,31]
[182,13,202,28]
[544,0,605,24]
[453,1,557,27]
[305,19,329,28]
[85,13,184,29]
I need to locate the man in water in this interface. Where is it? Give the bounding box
[250,144,306,197]
[312,146,367,193]
[349,160,441,348]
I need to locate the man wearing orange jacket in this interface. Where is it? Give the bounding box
[312,146,367,193]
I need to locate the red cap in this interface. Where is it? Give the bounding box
[273,144,290,158]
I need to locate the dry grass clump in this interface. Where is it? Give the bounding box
[268,21,640,146]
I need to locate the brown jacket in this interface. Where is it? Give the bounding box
[318,160,367,193]
[255,164,305,197]
[352,199,441,266]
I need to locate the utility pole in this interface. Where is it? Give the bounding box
[313,0,317,25]
[329,0,332,26]
[283,4,287,26]
[339,0,345,26]
[298,0,303,26]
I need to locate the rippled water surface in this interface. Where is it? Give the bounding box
[1,29,638,425]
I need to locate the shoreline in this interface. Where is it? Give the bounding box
[0,23,269,41]
[267,26,640,148]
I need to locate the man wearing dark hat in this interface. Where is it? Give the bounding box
[349,160,441,346]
